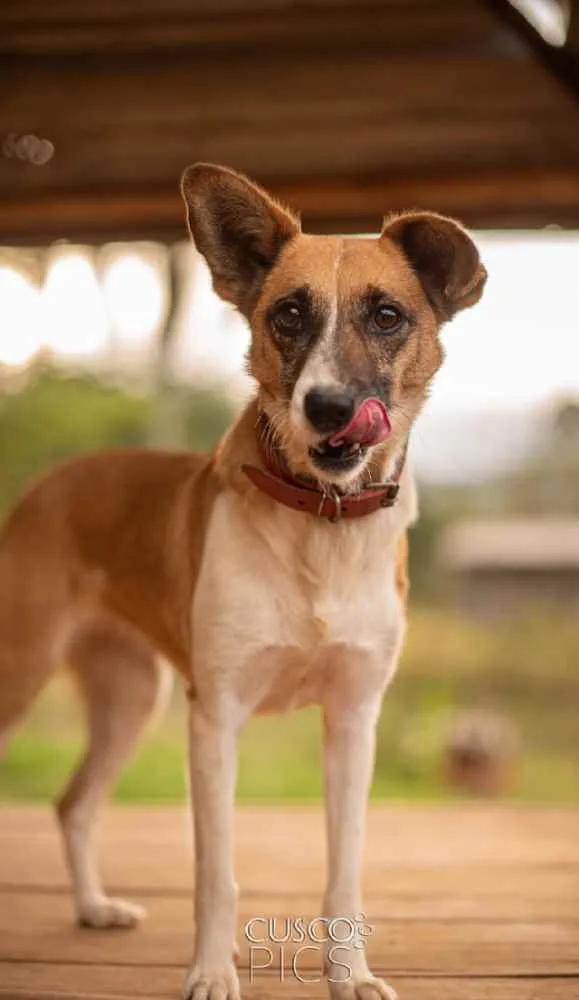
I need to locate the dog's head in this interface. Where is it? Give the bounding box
[181,163,486,487]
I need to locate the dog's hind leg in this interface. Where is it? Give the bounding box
[0,502,77,757]
[0,620,64,758]
[56,617,171,929]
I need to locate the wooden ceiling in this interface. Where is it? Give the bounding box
[1,0,578,244]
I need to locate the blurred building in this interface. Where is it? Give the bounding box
[439,518,579,616]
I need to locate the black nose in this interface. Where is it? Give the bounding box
[304,387,356,433]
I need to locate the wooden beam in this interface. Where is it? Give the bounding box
[480,0,579,103]
[2,168,579,245]
[3,29,578,199]
[0,2,493,57]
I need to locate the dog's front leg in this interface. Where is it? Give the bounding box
[323,693,397,1000]
[184,697,241,1000]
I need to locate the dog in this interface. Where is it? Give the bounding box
[0,163,486,1000]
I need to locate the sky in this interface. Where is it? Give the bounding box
[1,232,578,422]
[423,232,579,416]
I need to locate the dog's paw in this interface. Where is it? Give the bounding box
[183,964,241,1000]
[329,975,397,1000]
[78,896,147,929]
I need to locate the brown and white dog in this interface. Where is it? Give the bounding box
[0,164,486,1000]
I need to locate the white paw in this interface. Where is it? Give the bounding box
[183,963,240,1000]
[78,896,147,929]
[329,974,397,1000]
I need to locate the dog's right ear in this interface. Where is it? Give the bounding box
[181,163,300,316]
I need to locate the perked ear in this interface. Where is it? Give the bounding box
[181,163,300,316]
[382,211,487,320]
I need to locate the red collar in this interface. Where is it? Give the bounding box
[241,415,407,523]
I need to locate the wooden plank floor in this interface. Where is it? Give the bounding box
[0,805,578,999]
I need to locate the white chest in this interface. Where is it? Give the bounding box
[192,487,411,714]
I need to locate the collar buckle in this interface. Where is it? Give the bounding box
[318,488,343,523]
[379,483,400,507]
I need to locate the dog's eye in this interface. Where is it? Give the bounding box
[272,301,303,335]
[372,304,404,334]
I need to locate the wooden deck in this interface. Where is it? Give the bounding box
[0,805,578,999]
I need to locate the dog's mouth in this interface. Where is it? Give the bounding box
[309,439,367,472]
[308,398,391,475]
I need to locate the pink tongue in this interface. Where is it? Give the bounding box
[329,398,391,448]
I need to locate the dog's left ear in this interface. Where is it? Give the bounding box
[382,211,487,320]
[181,163,300,316]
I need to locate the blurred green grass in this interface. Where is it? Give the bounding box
[1,606,578,803]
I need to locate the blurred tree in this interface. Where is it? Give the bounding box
[505,399,579,515]
[417,398,579,523]
[0,361,151,512]
[147,248,236,451]
[407,505,450,601]
[0,361,236,516]
[181,386,235,451]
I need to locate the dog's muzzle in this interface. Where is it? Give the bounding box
[305,393,392,474]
